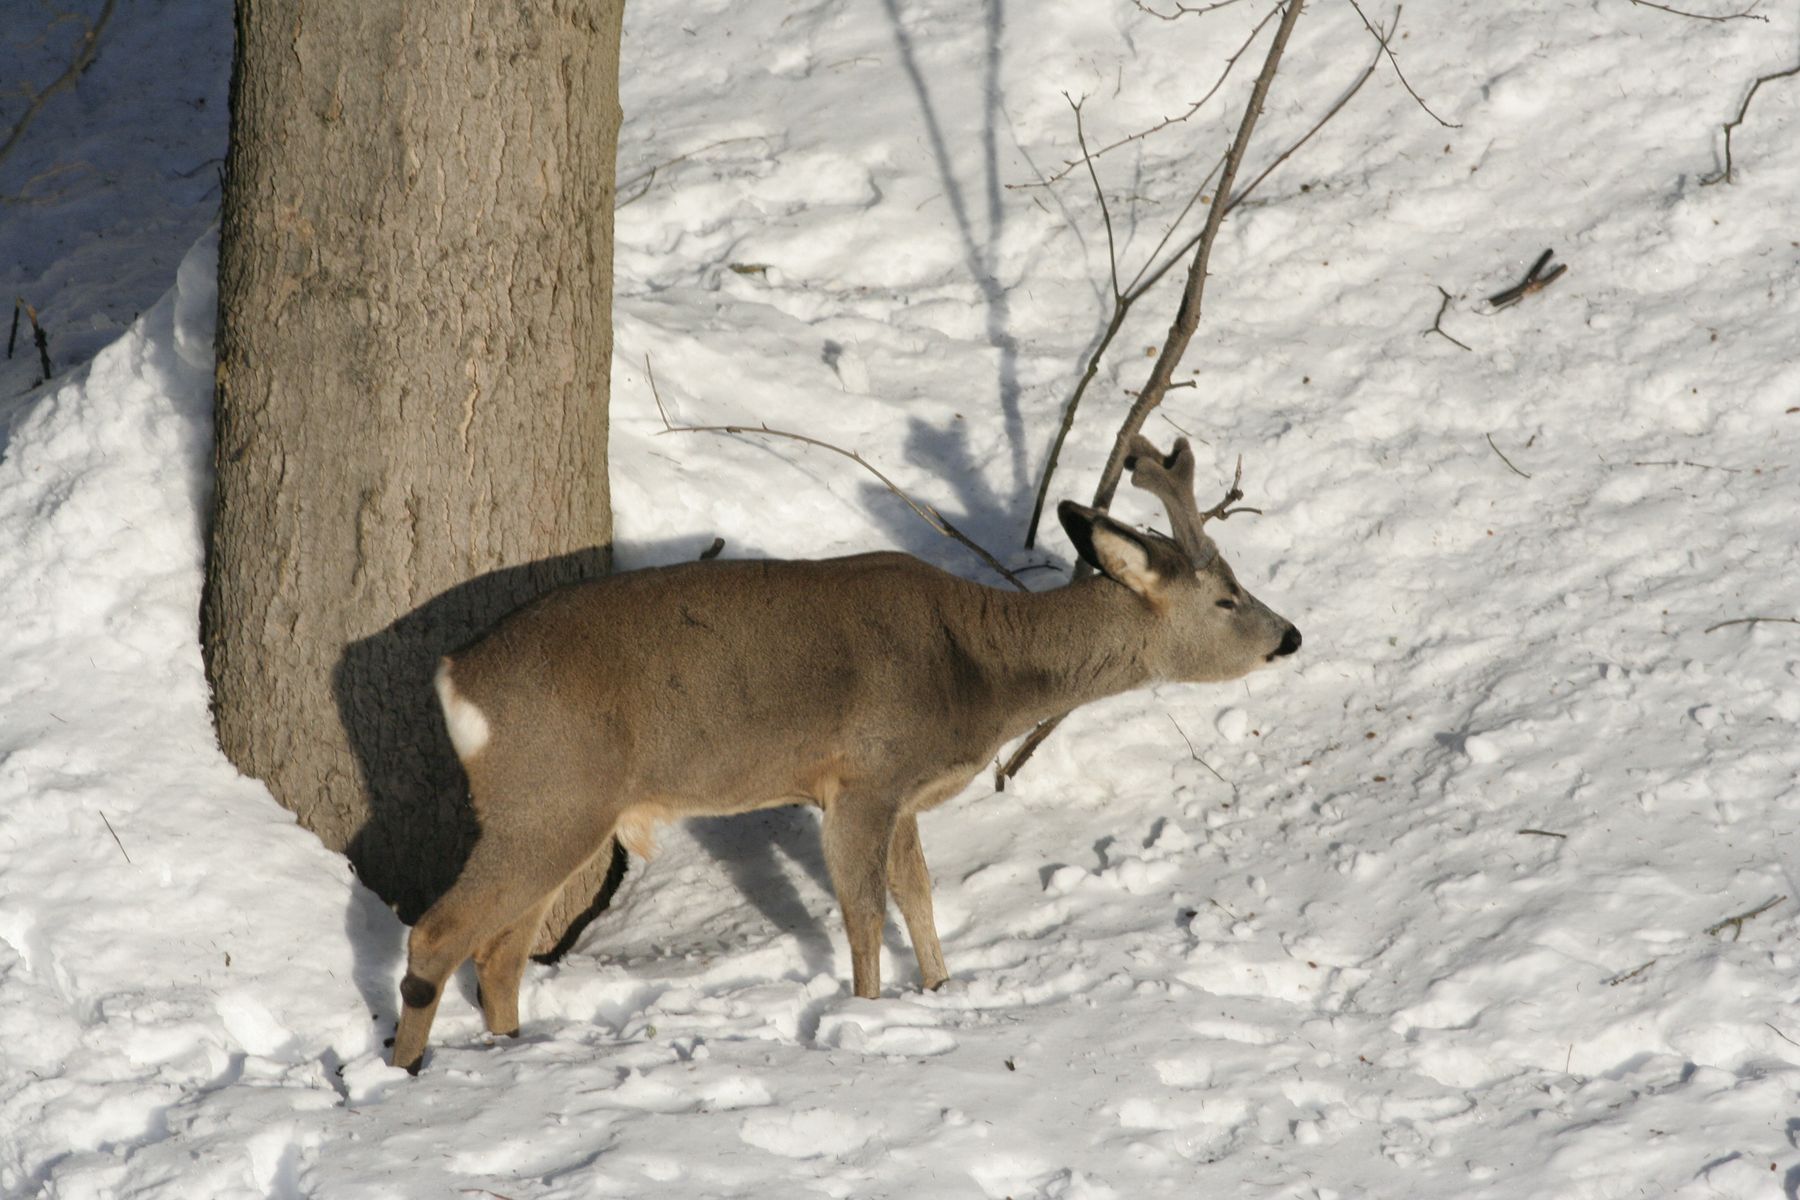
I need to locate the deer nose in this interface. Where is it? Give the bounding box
[1270,625,1302,659]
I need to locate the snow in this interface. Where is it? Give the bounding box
[3,0,1798,1196]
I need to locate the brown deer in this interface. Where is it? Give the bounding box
[390,436,1299,1072]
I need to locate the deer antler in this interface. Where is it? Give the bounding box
[1124,437,1261,563]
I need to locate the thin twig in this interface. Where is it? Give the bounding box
[6,301,17,359]
[1071,95,1122,302]
[1004,0,1308,783]
[1767,1023,1800,1050]
[1169,715,1231,785]
[1517,828,1566,839]
[1485,433,1531,479]
[617,135,772,206]
[0,0,118,169]
[18,301,53,381]
[1343,0,1458,127]
[1704,615,1800,634]
[1422,286,1471,351]
[99,811,131,864]
[1703,894,1786,940]
[1134,0,1254,18]
[1627,0,1767,22]
[1630,459,1743,473]
[646,357,1028,592]
[1021,3,1283,189]
[1605,959,1656,986]
[1701,60,1800,185]
[1486,248,1567,309]
[1023,5,1390,548]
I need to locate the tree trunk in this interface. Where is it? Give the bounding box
[206,0,625,955]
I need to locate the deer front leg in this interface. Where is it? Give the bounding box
[821,795,898,999]
[887,814,948,991]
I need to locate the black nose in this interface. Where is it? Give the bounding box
[1271,625,1302,659]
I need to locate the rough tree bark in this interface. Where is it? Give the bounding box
[206,1,625,955]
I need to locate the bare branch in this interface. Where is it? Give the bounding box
[1069,95,1122,301]
[1018,3,1284,190]
[1700,60,1800,185]
[1704,615,1800,634]
[646,357,1029,592]
[1484,432,1532,479]
[1134,0,1255,18]
[617,135,774,207]
[1703,894,1786,940]
[1005,0,1308,782]
[1342,0,1459,128]
[0,0,117,169]
[1422,286,1472,351]
[1627,0,1767,22]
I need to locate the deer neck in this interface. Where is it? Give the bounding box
[977,576,1160,736]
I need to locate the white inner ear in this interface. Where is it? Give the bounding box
[1091,526,1161,597]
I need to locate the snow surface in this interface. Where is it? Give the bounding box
[4,0,1799,1196]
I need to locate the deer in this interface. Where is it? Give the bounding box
[390,435,1300,1072]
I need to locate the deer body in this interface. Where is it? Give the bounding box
[391,439,1299,1072]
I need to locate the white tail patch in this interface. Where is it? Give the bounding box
[614,805,669,860]
[435,660,491,760]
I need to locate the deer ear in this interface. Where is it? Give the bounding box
[1058,502,1164,600]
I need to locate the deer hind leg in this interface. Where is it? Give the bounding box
[821,796,899,1000]
[472,890,559,1039]
[887,814,948,991]
[391,791,615,1073]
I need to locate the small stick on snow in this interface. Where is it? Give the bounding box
[646,356,1029,593]
[1421,286,1471,351]
[1703,894,1786,940]
[1626,0,1768,23]
[1485,248,1567,309]
[1168,714,1232,786]
[1630,459,1743,473]
[1701,59,1800,185]
[1605,959,1656,986]
[1516,828,1566,839]
[6,300,17,359]
[1704,615,1800,634]
[1485,433,1532,480]
[99,811,131,864]
[1766,1023,1800,1050]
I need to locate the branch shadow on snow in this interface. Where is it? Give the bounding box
[878,0,1030,523]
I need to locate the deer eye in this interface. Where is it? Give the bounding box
[1215,599,1238,610]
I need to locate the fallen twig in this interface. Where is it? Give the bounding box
[1703,894,1786,940]
[1134,0,1254,18]
[617,135,773,207]
[0,0,117,169]
[1485,433,1532,479]
[1627,0,1767,22]
[1486,248,1567,309]
[17,300,53,381]
[1701,59,1800,185]
[1605,959,1656,986]
[1421,286,1471,351]
[1630,459,1743,473]
[1704,615,1800,634]
[646,357,1028,592]
[99,810,131,864]
[1516,828,1566,838]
